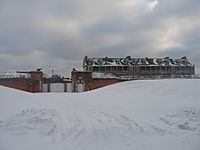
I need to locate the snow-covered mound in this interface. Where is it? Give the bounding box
[0,79,200,150]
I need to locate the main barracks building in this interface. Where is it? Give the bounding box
[72,56,195,91]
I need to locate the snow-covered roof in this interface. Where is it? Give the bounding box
[92,72,139,80]
[0,72,31,79]
[83,56,193,67]
[92,72,118,79]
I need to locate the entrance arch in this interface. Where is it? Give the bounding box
[76,81,85,93]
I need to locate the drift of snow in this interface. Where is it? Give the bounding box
[0,79,200,150]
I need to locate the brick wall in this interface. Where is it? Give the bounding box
[71,71,122,92]
[86,79,121,91]
[0,78,35,92]
[71,71,92,92]
[0,71,43,93]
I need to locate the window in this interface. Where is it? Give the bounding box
[106,66,111,72]
[93,67,99,72]
[100,67,105,72]
[118,66,122,72]
[112,66,117,71]
[123,66,128,71]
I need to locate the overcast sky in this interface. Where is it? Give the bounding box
[0,0,200,76]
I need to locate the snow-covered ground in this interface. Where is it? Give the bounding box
[0,79,200,150]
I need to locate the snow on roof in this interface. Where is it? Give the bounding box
[84,56,193,67]
[92,72,118,79]
[92,72,137,80]
[0,72,31,79]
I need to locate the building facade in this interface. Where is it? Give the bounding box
[0,70,43,93]
[83,56,195,79]
[71,70,122,92]
[0,70,72,93]
[0,56,196,93]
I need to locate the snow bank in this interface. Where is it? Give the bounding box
[0,79,200,150]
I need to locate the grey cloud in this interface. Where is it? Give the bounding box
[0,0,200,76]
[155,0,200,18]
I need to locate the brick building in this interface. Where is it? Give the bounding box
[70,56,196,92]
[83,56,195,79]
[0,69,43,93]
[71,70,122,92]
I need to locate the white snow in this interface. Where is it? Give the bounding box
[0,72,31,79]
[0,79,200,150]
[92,72,118,79]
